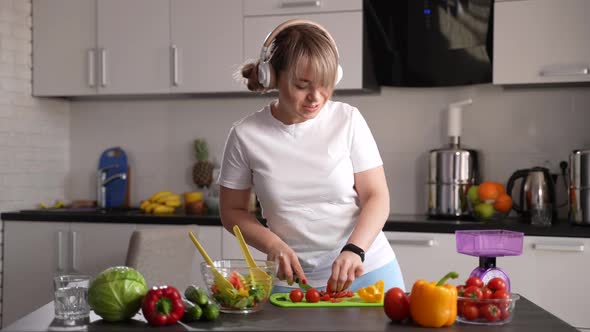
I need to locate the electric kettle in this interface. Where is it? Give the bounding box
[506,167,557,226]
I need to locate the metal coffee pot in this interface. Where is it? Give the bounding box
[427,99,479,218]
[506,166,557,226]
[569,149,590,225]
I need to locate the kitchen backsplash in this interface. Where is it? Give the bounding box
[68,84,590,217]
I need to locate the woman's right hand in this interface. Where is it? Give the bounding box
[267,240,306,286]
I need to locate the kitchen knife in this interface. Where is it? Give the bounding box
[295,277,311,291]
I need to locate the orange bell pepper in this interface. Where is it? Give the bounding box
[409,272,459,328]
[357,280,384,303]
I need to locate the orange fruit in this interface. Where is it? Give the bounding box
[494,193,513,213]
[493,182,506,195]
[478,182,500,203]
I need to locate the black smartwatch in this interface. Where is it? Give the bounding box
[341,243,365,262]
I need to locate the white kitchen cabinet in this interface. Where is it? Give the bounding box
[33,0,169,96]
[170,0,243,93]
[96,0,170,95]
[2,221,135,326]
[32,0,97,96]
[501,236,590,329]
[493,0,590,85]
[385,232,474,291]
[33,0,243,96]
[243,0,365,90]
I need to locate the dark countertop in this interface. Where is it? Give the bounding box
[2,209,590,238]
[0,296,578,332]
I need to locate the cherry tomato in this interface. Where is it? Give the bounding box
[456,285,466,297]
[492,290,510,300]
[383,287,410,322]
[481,286,493,300]
[465,276,484,288]
[500,308,511,320]
[462,303,479,321]
[320,294,330,301]
[487,277,507,292]
[463,285,483,300]
[481,303,501,322]
[305,288,321,303]
[289,289,303,303]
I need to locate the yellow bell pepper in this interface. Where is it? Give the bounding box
[357,280,384,303]
[409,272,459,328]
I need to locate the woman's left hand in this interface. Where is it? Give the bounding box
[328,251,364,292]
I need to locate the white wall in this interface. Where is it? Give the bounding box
[0,0,70,325]
[68,83,590,218]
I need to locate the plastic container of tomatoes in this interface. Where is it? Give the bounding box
[456,293,520,325]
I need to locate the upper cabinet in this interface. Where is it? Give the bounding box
[243,0,366,91]
[493,0,590,85]
[32,0,244,97]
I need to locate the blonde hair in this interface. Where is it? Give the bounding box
[238,23,339,93]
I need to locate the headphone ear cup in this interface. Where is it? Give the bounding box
[335,64,343,86]
[257,62,271,88]
[258,62,277,89]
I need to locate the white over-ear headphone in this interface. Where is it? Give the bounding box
[258,19,343,89]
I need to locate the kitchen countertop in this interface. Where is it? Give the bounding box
[2,209,590,238]
[0,296,577,332]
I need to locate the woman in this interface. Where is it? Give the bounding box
[218,19,404,294]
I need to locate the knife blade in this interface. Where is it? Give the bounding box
[295,277,312,291]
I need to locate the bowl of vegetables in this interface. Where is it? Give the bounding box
[200,259,276,313]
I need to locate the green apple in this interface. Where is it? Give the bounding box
[474,202,494,220]
[467,185,480,205]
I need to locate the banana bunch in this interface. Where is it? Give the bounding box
[140,191,182,215]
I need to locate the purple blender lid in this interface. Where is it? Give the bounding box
[455,230,524,257]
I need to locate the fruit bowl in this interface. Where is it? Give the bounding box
[467,200,510,221]
[200,259,276,313]
[457,293,520,325]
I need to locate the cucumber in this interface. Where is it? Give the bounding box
[181,300,203,323]
[184,285,209,307]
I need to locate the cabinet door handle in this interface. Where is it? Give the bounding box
[171,45,179,86]
[540,66,589,77]
[99,48,107,87]
[87,49,96,87]
[280,0,321,8]
[57,231,66,272]
[71,231,79,272]
[533,243,584,252]
[388,239,436,247]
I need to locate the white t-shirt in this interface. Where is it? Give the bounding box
[219,100,395,286]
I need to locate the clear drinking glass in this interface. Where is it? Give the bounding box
[53,275,90,322]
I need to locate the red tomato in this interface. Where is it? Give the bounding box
[383,287,410,322]
[305,288,321,303]
[481,286,493,300]
[487,277,507,292]
[456,285,466,297]
[500,308,511,320]
[465,276,484,288]
[228,272,244,290]
[289,289,303,303]
[481,303,502,322]
[320,294,330,301]
[462,303,479,321]
[492,290,510,300]
[463,285,483,300]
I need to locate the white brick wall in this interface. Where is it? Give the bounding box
[0,0,70,326]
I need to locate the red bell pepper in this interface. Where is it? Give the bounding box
[141,286,185,326]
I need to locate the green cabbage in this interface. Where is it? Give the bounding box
[88,266,148,322]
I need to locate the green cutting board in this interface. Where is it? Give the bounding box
[269,293,383,308]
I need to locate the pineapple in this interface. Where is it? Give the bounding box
[192,138,214,188]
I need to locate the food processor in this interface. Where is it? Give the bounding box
[455,230,524,291]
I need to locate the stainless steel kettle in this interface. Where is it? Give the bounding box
[506,166,557,225]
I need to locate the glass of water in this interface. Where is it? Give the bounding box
[53,275,91,322]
